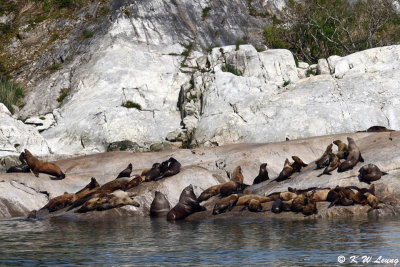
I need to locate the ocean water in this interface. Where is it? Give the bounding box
[0,216,399,266]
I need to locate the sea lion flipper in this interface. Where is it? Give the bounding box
[317,173,324,177]
[382,171,388,176]
[359,154,364,162]
[228,202,236,211]
[33,171,39,177]
[328,202,335,208]
[152,175,165,181]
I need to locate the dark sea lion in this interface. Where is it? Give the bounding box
[281,200,293,211]
[198,184,222,202]
[212,194,238,215]
[318,152,340,177]
[231,166,244,183]
[145,163,161,182]
[150,191,171,217]
[252,163,269,184]
[291,194,306,212]
[338,137,364,172]
[219,181,248,197]
[76,192,110,213]
[116,163,132,179]
[24,149,65,179]
[157,157,181,180]
[247,199,262,212]
[291,156,308,172]
[236,195,272,206]
[97,190,139,211]
[333,140,348,159]
[276,158,294,182]
[358,164,388,183]
[167,185,205,221]
[302,198,317,216]
[272,199,283,213]
[327,186,354,207]
[363,126,394,132]
[6,152,30,173]
[315,144,333,169]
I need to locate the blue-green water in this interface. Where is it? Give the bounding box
[0,216,399,266]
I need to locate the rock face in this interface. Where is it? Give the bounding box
[0,131,399,221]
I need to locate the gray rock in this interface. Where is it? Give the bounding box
[317,58,330,74]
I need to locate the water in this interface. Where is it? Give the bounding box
[0,216,400,266]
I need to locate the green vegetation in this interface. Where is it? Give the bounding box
[181,43,193,57]
[0,76,24,114]
[57,88,68,103]
[50,63,60,71]
[283,80,290,87]
[247,0,269,18]
[221,64,240,76]
[122,101,142,110]
[122,8,131,17]
[36,0,83,9]
[306,68,315,77]
[82,29,94,39]
[265,0,400,63]
[40,116,46,120]
[235,38,248,51]
[202,7,211,21]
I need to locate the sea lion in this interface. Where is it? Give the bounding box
[358,164,388,183]
[6,152,30,173]
[315,144,333,169]
[157,157,181,180]
[236,194,272,206]
[124,175,145,191]
[291,194,306,212]
[116,163,132,179]
[310,189,330,202]
[291,156,308,173]
[212,194,238,215]
[247,199,262,212]
[357,126,394,132]
[219,181,248,197]
[276,159,294,182]
[231,166,244,183]
[318,152,340,176]
[252,163,269,184]
[24,149,65,179]
[338,137,364,172]
[272,198,283,213]
[302,198,317,216]
[333,140,348,159]
[167,184,205,221]
[281,200,293,211]
[327,186,354,207]
[97,190,139,211]
[145,163,161,182]
[266,192,281,200]
[150,191,171,217]
[280,191,297,201]
[364,192,379,209]
[198,184,222,202]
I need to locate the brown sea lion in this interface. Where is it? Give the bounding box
[276,159,294,182]
[291,194,306,212]
[157,157,181,180]
[327,186,354,207]
[315,144,333,169]
[150,191,171,217]
[318,152,340,177]
[358,126,394,132]
[236,195,272,206]
[364,192,379,209]
[6,152,30,173]
[252,163,269,184]
[266,192,281,200]
[167,184,205,221]
[24,149,65,179]
[145,163,161,182]
[311,189,330,202]
[124,175,145,191]
[198,184,222,202]
[231,166,244,183]
[338,137,364,172]
[291,156,308,172]
[212,194,239,215]
[358,164,388,184]
[302,198,317,216]
[219,181,248,197]
[116,163,132,179]
[247,199,263,212]
[333,140,349,159]
[280,191,297,201]
[97,190,139,211]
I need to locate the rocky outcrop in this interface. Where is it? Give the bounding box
[0,131,399,220]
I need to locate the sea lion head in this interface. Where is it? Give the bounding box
[150,191,171,217]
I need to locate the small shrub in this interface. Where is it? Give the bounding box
[181,43,193,57]
[202,7,211,21]
[57,88,68,103]
[221,64,240,76]
[40,116,46,120]
[122,8,130,17]
[122,101,142,110]
[306,69,315,77]
[0,76,24,114]
[50,63,60,71]
[82,30,93,39]
[283,80,290,87]
[235,38,248,51]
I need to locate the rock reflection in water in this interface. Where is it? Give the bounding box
[0,216,399,265]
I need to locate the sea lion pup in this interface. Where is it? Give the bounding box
[236,195,272,206]
[167,184,205,221]
[291,156,308,173]
[315,144,333,169]
[231,166,244,183]
[291,194,306,212]
[43,177,100,212]
[302,198,317,216]
[212,194,239,215]
[157,157,181,181]
[24,149,65,179]
[116,163,132,179]
[276,159,294,182]
[198,184,222,202]
[272,199,283,213]
[97,190,140,211]
[6,152,30,173]
[219,181,248,197]
[358,164,388,183]
[280,191,297,201]
[317,153,340,177]
[333,140,349,159]
[338,137,364,172]
[252,163,269,184]
[145,163,161,182]
[364,192,379,210]
[150,191,171,217]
